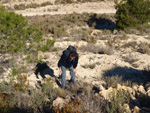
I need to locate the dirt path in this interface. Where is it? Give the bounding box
[11,1,115,16]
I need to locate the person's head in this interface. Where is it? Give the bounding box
[69,51,77,59]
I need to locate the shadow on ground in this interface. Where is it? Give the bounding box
[35,62,55,79]
[103,66,150,86]
[87,14,116,31]
[34,62,62,87]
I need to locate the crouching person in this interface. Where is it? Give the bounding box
[58,45,79,89]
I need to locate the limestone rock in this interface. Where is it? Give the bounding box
[121,86,135,96]
[117,84,122,90]
[146,90,150,97]
[145,82,150,91]
[138,85,146,94]
[123,104,131,113]
[99,87,113,100]
[99,85,105,91]
[133,85,138,92]
[53,97,70,109]
[113,30,118,35]
[133,106,141,113]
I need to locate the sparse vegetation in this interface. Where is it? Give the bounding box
[84,44,115,55]
[1,0,150,113]
[0,77,57,112]
[103,75,132,88]
[27,13,114,39]
[106,89,130,113]
[53,98,85,113]
[82,63,96,69]
[14,2,53,10]
[122,53,138,64]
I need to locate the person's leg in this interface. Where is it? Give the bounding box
[61,66,66,88]
[69,66,76,83]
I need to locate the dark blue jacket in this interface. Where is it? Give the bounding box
[58,50,78,68]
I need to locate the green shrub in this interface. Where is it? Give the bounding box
[0,6,43,54]
[115,0,150,30]
[13,75,29,92]
[41,78,56,101]
[106,89,130,113]
[38,39,55,52]
[14,4,26,10]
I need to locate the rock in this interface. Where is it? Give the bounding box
[90,29,102,36]
[113,30,118,35]
[123,104,131,113]
[145,82,150,91]
[99,87,113,100]
[53,97,70,109]
[133,85,138,92]
[99,85,105,91]
[117,84,122,90]
[138,85,146,94]
[116,84,135,96]
[133,106,141,113]
[146,90,150,97]
[122,86,135,96]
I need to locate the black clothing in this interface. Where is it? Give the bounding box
[58,50,78,68]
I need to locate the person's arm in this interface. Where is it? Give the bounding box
[58,51,68,67]
[73,54,78,69]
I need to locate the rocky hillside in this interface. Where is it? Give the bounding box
[0,0,150,113]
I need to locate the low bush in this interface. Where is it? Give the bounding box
[106,89,130,113]
[53,98,88,113]
[80,92,107,113]
[0,77,57,112]
[0,6,43,54]
[0,92,14,113]
[37,39,55,52]
[115,0,150,30]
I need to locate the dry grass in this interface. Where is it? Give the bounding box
[122,53,139,65]
[82,63,96,69]
[14,2,53,10]
[138,42,150,54]
[103,75,133,89]
[83,44,115,55]
[26,13,115,39]
[80,92,107,113]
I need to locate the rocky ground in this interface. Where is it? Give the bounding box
[0,0,150,112]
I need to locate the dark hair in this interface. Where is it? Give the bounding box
[70,51,77,57]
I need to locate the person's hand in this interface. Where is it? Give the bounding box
[59,67,62,74]
[73,68,76,73]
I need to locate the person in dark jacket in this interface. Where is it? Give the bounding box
[58,47,78,89]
